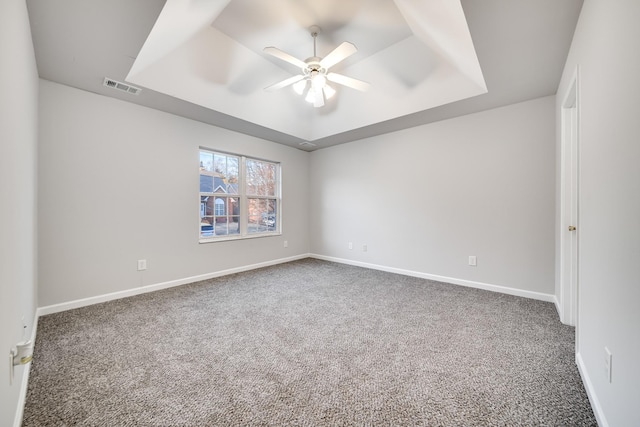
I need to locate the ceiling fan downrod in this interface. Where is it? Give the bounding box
[309,25,321,58]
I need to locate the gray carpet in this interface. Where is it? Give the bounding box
[23,258,596,426]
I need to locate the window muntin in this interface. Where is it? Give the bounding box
[199,149,280,241]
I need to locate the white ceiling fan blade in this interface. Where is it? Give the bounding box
[327,73,370,92]
[319,42,357,69]
[263,47,308,70]
[264,74,304,92]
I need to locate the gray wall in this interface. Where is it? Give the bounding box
[556,0,640,425]
[38,80,310,307]
[0,0,39,425]
[17,2,640,424]
[310,96,556,296]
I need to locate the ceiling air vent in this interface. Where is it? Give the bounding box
[103,78,141,95]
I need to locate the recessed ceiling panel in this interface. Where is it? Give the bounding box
[126,0,487,142]
[212,0,413,72]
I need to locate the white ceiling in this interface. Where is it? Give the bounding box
[26,0,583,151]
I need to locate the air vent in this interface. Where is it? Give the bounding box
[103,78,141,95]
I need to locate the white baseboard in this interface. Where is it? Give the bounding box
[552,294,561,318]
[37,253,311,316]
[310,254,556,303]
[576,352,608,427]
[37,252,555,318]
[13,310,39,427]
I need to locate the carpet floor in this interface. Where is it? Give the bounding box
[23,258,596,426]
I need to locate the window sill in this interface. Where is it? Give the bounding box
[199,231,282,244]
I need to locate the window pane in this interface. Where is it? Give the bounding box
[200,195,214,238]
[246,159,276,197]
[212,217,239,236]
[248,198,277,234]
[226,157,239,195]
[214,154,227,176]
[228,219,240,235]
[214,217,229,236]
[265,199,277,231]
[230,198,239,217]
[200,217,214,237]
[200,174,213,193]
[247,198,261,232]
[267,199,276,215]
[200,196,214,216]
[200,151,213,172]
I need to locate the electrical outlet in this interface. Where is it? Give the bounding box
[348,242,353,250]
[137,259,147,271]
[362,244,367,252]
[284,240,288,248]
[469,256,477,266]
[604,347,612,383]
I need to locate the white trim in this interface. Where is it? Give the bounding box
[36,253,558,317]
[199,231,282,244]
[559,65,580,327]
[13,310,39,427]
[552,295,561,317]
[37,254,310,316]
[576,352,608,427]
[310,254,556,303]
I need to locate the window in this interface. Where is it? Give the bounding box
[199,149,280,241]
[214,198,225,216]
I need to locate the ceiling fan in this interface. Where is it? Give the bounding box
[263,26,370,108]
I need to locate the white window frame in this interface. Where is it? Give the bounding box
[199,148,281,243]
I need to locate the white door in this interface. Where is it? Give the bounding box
[560,70,579,338]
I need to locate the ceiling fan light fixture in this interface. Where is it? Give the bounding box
[293,79,307,95]
[323,84,336,99]
[311,72,326,90]
[305,89,317,104]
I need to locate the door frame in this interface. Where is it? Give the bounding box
[559,67,580,343]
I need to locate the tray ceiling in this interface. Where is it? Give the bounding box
[126,0,487,142]
[26,0,584,150]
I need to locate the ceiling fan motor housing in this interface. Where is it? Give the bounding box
[303,57,325,75]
